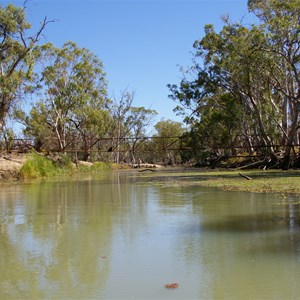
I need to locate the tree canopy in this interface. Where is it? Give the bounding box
[169,0,300,169]
[0,3,49,131]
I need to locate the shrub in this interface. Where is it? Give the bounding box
[20,152,61,179]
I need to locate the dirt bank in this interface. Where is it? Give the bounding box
[0,153,27,180]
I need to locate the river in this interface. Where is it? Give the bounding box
[0,170,300,299]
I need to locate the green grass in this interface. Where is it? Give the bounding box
[76,161,112,173]
[20,152,64,179]
[199,175,300,194]
[186,171,300,194]
[91,161,124,171]
[19,152,125,179]
[155,169,300,194]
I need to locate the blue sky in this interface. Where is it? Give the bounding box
[7,0,252,129]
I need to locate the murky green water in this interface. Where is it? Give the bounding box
[1,170,300,299]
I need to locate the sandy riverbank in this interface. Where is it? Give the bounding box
[0,153,27,180]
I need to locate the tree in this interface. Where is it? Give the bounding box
[22,41,110,159]
[126,106,157,164]
[153,120,185,165]
[0,2,50,132]
[248,0,300,168]
[185,93,244,165]
[193,21,280,160]
[169,0,300,169]
[109,90,134,163]
[109,90,157,163]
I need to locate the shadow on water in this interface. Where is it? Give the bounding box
[201,213,300,233]
[179,209,300,256]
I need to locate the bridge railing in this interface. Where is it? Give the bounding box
[1,136,188,153]
[2,136,299,159]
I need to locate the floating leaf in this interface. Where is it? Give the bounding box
[164,283,179,289]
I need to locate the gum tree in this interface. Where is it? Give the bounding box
[109,90,157,163]
[0,2,49,131]
[169,0,300,169]
[23,41,110,158]
[153,120,185,165]
[248,0,300,168]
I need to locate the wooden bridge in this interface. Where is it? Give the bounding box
[1,136,189,153]
[2,137,299,160]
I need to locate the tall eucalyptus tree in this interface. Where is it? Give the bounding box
[23,41,111,158]
[0,3,50,132]
[248,0,300,168]
[169,0,300,169]
[109,90,157,163]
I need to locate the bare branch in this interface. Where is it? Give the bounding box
[22,0,30,12]
[8,17,54,78]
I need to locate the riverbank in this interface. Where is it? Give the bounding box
[0,152,127,181]
[192,170,300,194]
[0,153,26,180]
[155,169,300,195]
[1,152,300,195]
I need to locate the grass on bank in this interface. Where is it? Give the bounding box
[76,161,124,173]
[158,169,300,194]
[138,169,300,194]
[20,152,121,179]
[20,152,63,178]
[198,172,300,194]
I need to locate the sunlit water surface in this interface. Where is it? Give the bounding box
[1,170,300,299]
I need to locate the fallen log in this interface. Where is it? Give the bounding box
[138,168,157,172]
[132,163,162,168]
[239,173,252,180]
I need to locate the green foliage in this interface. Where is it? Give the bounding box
[22,41,110,154]
[91,161,114,171]
[192,93,243,147]
[0,127,15,151]
[20,152,62,179]
[19,151,123,179]
[109,90,158,164]
[152,120,185,164]
[154,119,184,137]
[0,3,48,130]
[169,0,300,168]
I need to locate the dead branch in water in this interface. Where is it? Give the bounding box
[138,168,157,172]
[239,173,252,180]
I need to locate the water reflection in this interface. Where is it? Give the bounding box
[0,172,300,299]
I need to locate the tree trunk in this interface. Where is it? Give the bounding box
[281,102,300,170]
[253,105,277,161]
[0,119,3,133]
[243,122,254,154]
[0,94,11,132]
[281,97,289,146]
